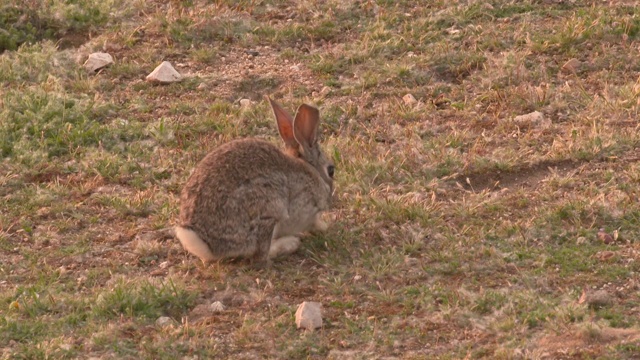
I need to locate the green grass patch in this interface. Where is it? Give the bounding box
[91,279,196,319]
[0,0,111,52]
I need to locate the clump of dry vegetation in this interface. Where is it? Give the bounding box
[2,0,640,358]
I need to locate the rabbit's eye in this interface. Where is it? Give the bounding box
[327,165,335,178]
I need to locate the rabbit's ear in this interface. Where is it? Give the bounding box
[293,104,319,149]
[268,97,298,149]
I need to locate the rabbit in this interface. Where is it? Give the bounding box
[175,97,334,267]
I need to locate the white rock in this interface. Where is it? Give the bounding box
[155,316,173,326]
[83,52,113,72]
[562,58,581,73]
[295,301,322,330]
[319,86,331,97]
[239,98,252,108]
[513,111,550,129]
[514,110,544,122]
[403,93,417,105]
[209,301,225,313]
[146,61,182,84]
[404,257,419,266]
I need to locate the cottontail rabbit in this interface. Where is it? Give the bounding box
[175,97,334,267]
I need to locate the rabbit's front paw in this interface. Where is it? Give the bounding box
[313,214,329,232]
[269,236,301,258]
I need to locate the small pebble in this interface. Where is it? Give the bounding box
[209,301,225,313]
[403,93,417,105]
[156,316,173,326]
[295,301,323,331]
[84,52,114,72]
[146,61,182,84]
[562,58,582,73]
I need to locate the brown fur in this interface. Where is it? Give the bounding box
[176,99,334,266]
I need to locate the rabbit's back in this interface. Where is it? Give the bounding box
[178,139,320,258]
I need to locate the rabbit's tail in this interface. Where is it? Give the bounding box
[175,226,216,262]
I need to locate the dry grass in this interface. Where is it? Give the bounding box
[2,0,640,358]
